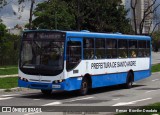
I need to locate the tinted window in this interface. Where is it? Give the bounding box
[138,40,147,57]
[95,39,105,59]
[66,41,81,71]
[106,39,117,58]
[118,39,128,58]
[129,40,137,58]
[83,38,95,59]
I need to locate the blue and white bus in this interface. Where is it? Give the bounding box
[18,30,151,95]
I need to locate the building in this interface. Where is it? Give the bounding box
[122,0,154,34]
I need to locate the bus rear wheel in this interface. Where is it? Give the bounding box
[79,78,89,95]
[41,89,52,95]
[124,72,133,89]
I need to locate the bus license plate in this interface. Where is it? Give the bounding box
[52,85,61,88]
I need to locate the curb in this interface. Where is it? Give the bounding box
[0,87,21,92]
[152,72,160,75]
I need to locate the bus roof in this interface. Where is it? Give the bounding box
[65,31,151,40]
[23,30,151,40]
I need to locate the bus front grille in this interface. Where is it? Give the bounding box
[29,79,51,83]
[30,84,48,88]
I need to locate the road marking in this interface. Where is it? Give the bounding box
[145,90,156,93]
[42,101,62,106]
[112,98,152,106]
[69,97,94,102]
[0,97,13,100]
[1,94,20,97]
[42,96,94,106]
[152,79,159,82]
[33,99,40,100]
[112,98,120,101]
[24,112,41,115]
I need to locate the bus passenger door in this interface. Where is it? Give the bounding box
[66,39,82,72]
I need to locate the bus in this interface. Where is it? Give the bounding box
[18,30,151,95]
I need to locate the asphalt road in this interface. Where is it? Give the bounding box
[0,51,159,115]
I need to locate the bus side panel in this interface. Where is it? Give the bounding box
[134,70,151,81]
[91,73,127,88]
[62,77,82,91]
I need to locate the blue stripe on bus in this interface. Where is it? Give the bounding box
[91,70,150,88]
[18,70,150,91]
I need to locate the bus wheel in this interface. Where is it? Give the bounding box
[41,89,52,95]
[124,72,133,89]
[79,78,89,95]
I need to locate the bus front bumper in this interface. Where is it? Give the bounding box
[18,77,82,91]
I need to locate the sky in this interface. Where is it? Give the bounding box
[0,0,44,28]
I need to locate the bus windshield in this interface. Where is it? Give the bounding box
[20,32,65,76]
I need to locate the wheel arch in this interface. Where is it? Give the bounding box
[83,73,92,89]
[127,69,134,82]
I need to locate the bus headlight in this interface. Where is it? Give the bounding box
[18,76,22,80]
[22,78,28,82]
[53,79,65,84]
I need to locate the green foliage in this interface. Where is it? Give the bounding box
[32,0,132,33]
[0,21,7,35]
[151,31,160,49]
[78,0,132,33]
[0,32,20,66]
[33,0,75,30]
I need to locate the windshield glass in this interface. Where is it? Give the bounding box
[20,32,65,76]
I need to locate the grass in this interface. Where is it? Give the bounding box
[0,65,18,75]
[0,77,18,89]
[116,102,160,115]
[151,64,160,73]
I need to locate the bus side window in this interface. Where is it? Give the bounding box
[66,41,81,71]
[118,39,128,58]
[129,40,137,58]
[106,39,117,59]
[95,38,105,59]
[138,40,146,57]
[83,38,95,59]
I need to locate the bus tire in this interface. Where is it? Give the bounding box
[124,72,133,89]
[41,89,52,95]
[79,78,89,95]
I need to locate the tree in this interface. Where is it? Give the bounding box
[33,0,132,33]
[33,0,75,30]
[0,20,20,65]
[131,0,160,35]
[0,19,7,36]
[152,31,160,51]
[18,0,35,29]
[83,0,131,33]
[0,0,7,8]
